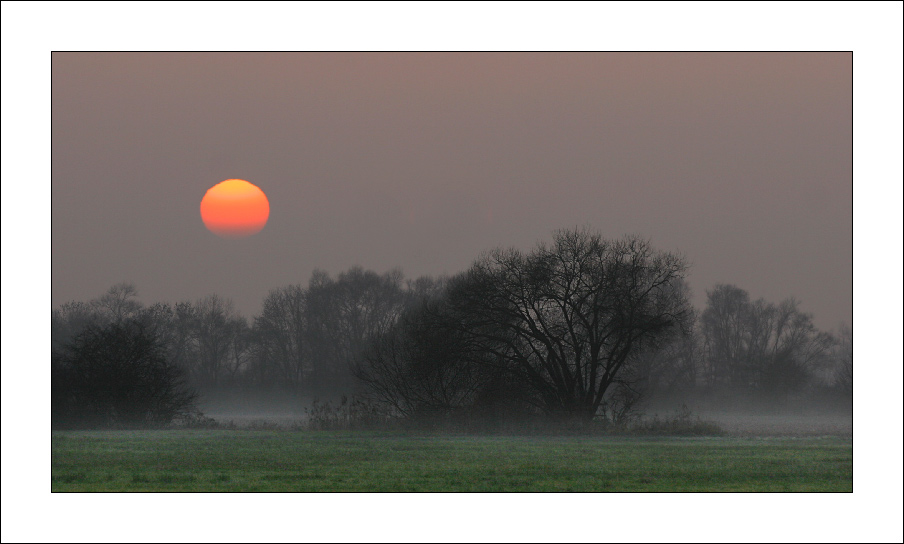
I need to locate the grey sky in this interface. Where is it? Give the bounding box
[52,52,852,328]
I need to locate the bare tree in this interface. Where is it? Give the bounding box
[701,284,834,395]
[405,274,450,299]
[252,285,308,389]
[624,300,701,406]
[832,324,852,396]
[758,298,834,394]
[143,301,202,375]
[305,267,409,394]
[52,320,198,428]
[192,294,248,386]
[168,301,200,375]
[90,282,142,324]
[355,297,495,419]
[52,301,101,352]
[416,229,692,423]
[699,284,750,388]
[52,283,142,351]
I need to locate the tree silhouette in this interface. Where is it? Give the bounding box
[52,320,198,428]
[305,267,409,394]
[701,284,834,395]
[357,229,693,424]
[251,285,309,389]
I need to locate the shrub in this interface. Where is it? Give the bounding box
[52,320,198,429]
[304,396,388,430]
[629,405,724,436]
[174,413,222,429]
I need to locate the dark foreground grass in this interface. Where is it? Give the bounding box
[51,431,852,492]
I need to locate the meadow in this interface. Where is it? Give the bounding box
[51,430,852,492]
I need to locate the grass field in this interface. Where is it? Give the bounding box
[51,430,852,492]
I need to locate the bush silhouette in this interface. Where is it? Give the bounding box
[52,320,198,428]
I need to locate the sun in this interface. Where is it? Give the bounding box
[200,179,270,238]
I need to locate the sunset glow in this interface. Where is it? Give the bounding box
[200,179,270,238]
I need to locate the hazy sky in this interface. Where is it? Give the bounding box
[52,52,852,328]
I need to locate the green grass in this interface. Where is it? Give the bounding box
[51,430,852,492]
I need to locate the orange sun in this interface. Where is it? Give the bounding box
[200,179,270,238]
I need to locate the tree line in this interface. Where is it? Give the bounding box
[51,228,852,429]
